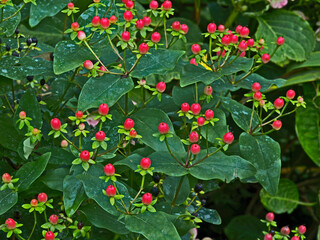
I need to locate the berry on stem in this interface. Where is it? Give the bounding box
[139,43,149,54]
[280,226,290,236]
[125,0,134,9]
[61,140,68,148]
[261,53,271,64]
[235,25,242,33]
[190,144,200,155]
[264,234,273,240]
[277,36,285,46]
[50,118,61,130]
[140,158,151,169]
[106,185,116,197]
[190,58,198,66]
[162,0,172,10]
[247,38,255,47]
[252,82,261,92]
[172,21,181,31]
[223,132,234,144]
[181,24,189,34]
[158,122,169,134]
[83,60,93,70]
[49,215,59,225]
[181,103,189,113]
[45,231,55,240]
[254,92,262,101]
[191,44,201,55]
[19,111,26,119]
[135,19,144,30]
[291,237,299,240]
[286,89,295,100]
[92,16,100,27]
[298,225,306,234]
[272,120,282,130]
[80,150,90,162]
[194,183,203,193]
[204,86,213,95]
[124,118,135,130]
[274,98,284,109]
[121,31,131,42]
[71,22,79,31]
[100,18,110,29]
[123,11,133,21]
[197,117,205,126]
[156,82,166,93]
[38,193,48,203]
[31,199,38,207]
[77,31,86,41]
[265,212,275,222]
[240,27,249,37]
[142,193,153,205]
[190,103,201,115]
[2,173,11,183]
[98,103,109,115]
[221,35,231,46]
[238,40,247,52]
[95,131,106,141]
[189,131,199,143]
[76,111,83,119]
[143,16,151,26]
[110,15,117,23]
[205,109,214,120]
[151,32,161,43]
[149,0,158,9]
[5,218,16,230]
[104,163,115,176]
[207,23,216,33]
[218,24,225,32]
[67,2,74,9]
[129,129,137,138]
[231,35,238,44]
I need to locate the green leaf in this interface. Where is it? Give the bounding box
[197,207,221,225]
[16,152,51,192]
[220,57,254,76]
[78,74,134,111]
[42,168,69,191]
[288,52,320,71]
[0,5,21,36]
[29,0,70,27]
[37,147,75,165]
[80,202,129,234]
[225,215,267,240]
[125,212,181,240]
[255,10,315,64]
[180,64,221,87]
[0,188,18,215]
[239,133,281,195]
[132,108,185,153]
[22,138,37,159]
[260,179,299,214]
[0,76,13,95]
[284,69,320,87]
[163,176,190,205]
[0,115,23,151]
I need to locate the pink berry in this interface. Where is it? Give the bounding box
[92,16,100,27]
[221,35,231,46]
[121,31,130,42]
[238,40,247,51]
[71,22,79,31]
[298,96,304,103]
[77,31,86,40]
[264,234,273,240]
[158,122,169,134]
[291,237,300,240]
[38,193,48,203]
[50,118,61,130]
[110,15,117,23]
[18,111,26,120]
[125,0,134,9]
[223,132,234,144]
[190,58,198,66]
[123,11,133,21]
[298,225,306,234]
[122,0,128,3]
[49,215,59,225]
[205,109,214,120]
[191,44,201,55]
[254,92,262,101]
[181,103,189,113]
[230,35,238,44]
[197,117,205,126]
[95,131,106,141]
[156,82,166,93]
[135,19,144,30]
[251,82,261,92]
[181,24,189,34]
[240,51,246,57]
[266,212,275,222]
[100,18,110,29]
[280,226,290,236]
[80,150,90,162]
[139,43,149,54]
[204,86,213,95]
[190,144,200,155]
[190,103,201,115]
[98,66,107,76]
[45,231,55,240]
[286,89,295,100]
[104,163,115,176]
[261,53,270,64]
[207,23,216,33]
[151,32,161,43]
[61,140,68,148]
[235,25,242,33]
[78,123,85,131]
[189,131,199,143]
[162,0,172,10]
[172,21,181,31]
[259,100,265,107]
[67,2,74,9]
[83,60,93,70]
[217,50,226,58]
[143,16,151,26]
[129,129,137,138]
[240,26,249,37]
[277,37,285,46]
[140,157,151,169]
[247,38,254,47]
[124,118,135,130]
[5,218,16,230]
[149,0,158,9]
[2,173,11,183]
[106,185,116,197]
[98,103,109,115]
[274,98,284,109]
[31,199,38,207]
[142,193,153,205]
[218,24,225,32]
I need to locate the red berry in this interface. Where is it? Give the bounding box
[98,103,109,115]
[218,24,225,32]
[151,32,161,43]
[264,234,273,240]
[106,185,116,197]
[230,35,238,44]
[49,215,59,225]
[217,50,226,58]
[190,144,200,155]
[124,118,135,130]
[238,40,247,51]
[61,140,68,148]
[45,231,55,240]
[98,66,106,76]
[121,31,130,42]
[162,0,172,10]
[104,163,115,176]
[2,173,11,183]
[280,226,290,236]
[286,89,295,100]
[181,24,189,34]
[298,225,306,234]
[191,44,201,55]
[190,103,201,115]
[291,237,299,240]
[261,53,270,64]
[204,86,212,96]
[223,132,234,144]
[142,193,153,205]
[129,129,137,138]
[71,22,79,31]
[266,212,275,222]
[274,98,284,109]
[156,82,166,93]
[95,131,106,141]
[189,131,199,143]
[221,35,231,46]
[235,25,242,33]
[190,58,198,66]
[5,218,16,230]
[80,150,90,162]
[143,16,151,26]
[67,2,74,9]
[31,199,38,207]
[240,26,249,37]
[207,23,216,33]
[50,118,61,130]
[205,109,214,120]
[135,19,144,30]
[149,0,158,9]
[125,0,134,9]
[76,111,83,119]
[139,43,149,54]
[19,111,26,119]
[92,16,100,27]
[122,0,128,3]
[38,193,48,203]
[254,92,262,101]
[93,0,100,2]
[181,103,189,113]
[100,18,110,29]
[158,122,169,134]
[123,11,133,22]
[247,38,254,47]
[110,15,117,23]
[32,128,39,136]
[83,60,93,70]
[240,51,246,57]
[140,157,151,169]
[252,82,261,92]
[172,21,181,31]
[277,37,285,46]
[197,117,205,126]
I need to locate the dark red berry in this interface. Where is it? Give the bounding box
[77,31,86,41]
[235,25,242,33]
[83,60,93,70]
[31,199,38,207]
[142,193,153,205]
[124,118,135,130]
[67,2,74,9]
[274,98,284,109]
[110,15,117,23]
[76,111,83,119]
[135,19,144,30]
[156,82,166,93]
[140,158,151,169]
[80,150,90,162]
[129,129,137,138]
[221,35,231,46]
[190,103,201,115]
[205,109,214,120]
[223,132,234,144]
[218,24,225,32]
[38,193,48,203]
[100,18,110,29]
[162,0,172,10]
[49,215,59,225]
[71,22,79,31]
[238,40,247,51]
[298,225,306,234]
[240,26,249,37]
[190,144,200,155]
[125,0,134,9]
[104,163,115,176]
[98,103,109,115]
[181,24,189,34]
[95,131,106,141]
[247,39,254,47]
[45,231,55,240]
[266,212,274,222]
[5,218,16,230]
[254,92,262,101]
[264,233,272,240]
[272,120,282,130]
[190,58,198,66]
[252,82,261,92]
[92,16,100,27]
[280,226,290,236]
[106,185,116,197]
[50,118,61,130]
[189,131,199,143]
[230,35,238,44]
[291,237,300,240]
[158,122,169,134]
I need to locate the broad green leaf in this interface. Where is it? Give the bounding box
[289,52,320,71]
[189,148,256,182]
[180,64,221,87]
[80,202,129,234]
[197,207,221,225]
[219,57,254,76]
[239,133,281,195]
[163,176,190,205]
[37,147,75,165]
[125,212,181,240]
[0,5,21,36]
[0,188,18,215]
[0,115,23,151]
[132,108,185,153]
[78,74,133,111]
[42,168,69,191]
[284,69,320,87]
[255,10,315,64]
[29,0,70,27]
[260,179,299,214]
[0,76,13,95]
[225,215,266,240]
[16,153,51,192]
[22,138,37,159]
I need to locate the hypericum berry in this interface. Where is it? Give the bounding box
[223,132,234,144]
[172,21,181,31]
[2,173,11,183]
[197,117,205,126]
[270,230,275,236]
[254,92,262,101]
[50,118,61,130]
[230,35,238,44]
[83,60,93,70]
[123,10,133,21]
[135,19,144,30]
[190,144,200,155]
[237,40,247,52]
[162,0,172,10]
[149,0,158,9]
[264,234,273,240]
[151,186,160,197]
[194,183,203,193]
[122,0,128,3]
[191,44,201,55]
[189,131,199,143]
[93,0,101,2]
[76,111,83,119]
[61,140,68,148]
[139,43,149,54]
[261,53,271,64]
[221,35,231,46]
[181,24,189,34]
[129,129,137,138]
[152,173,160,183]
[95,131,106,141]
[252,82,261,92]
[124,118,135,130]
[32,128,39,136]
[204,86,213,96]
[298,225,306,234]
[71,22,79,31]
[247,38,254,47]
[277,36,285,46]
[280,226,290,236]
[286,89,295,100]
[298,96,304,103]
[190,103,201,115]
[100,18,110,29]
[125,0,134,9]
[140,157,151,169]
[142,193,153,205]
[151,32,161,43]
[240,26,249,37]
[19,111,26,120]
[77,31,86,41]
[49,215,59,225]
[98,103,109,115]
[265,212,275,222]
[121,31,130,42]
[5,218,16,230]
[79,123,85,131]
[190,58,198,66]
[141,16,151,27]
[98,66,107,76]
[217,50,226,58]
[80,150,90,162]
[156,82,166,93]
[218,24,225,32]
[110,15,117,23]
[205,109,214,120]
[38,193,48,203]
[207,23,216,33]
[106,185,116,197]
[274,98,284,109]
[31,199,38,207]
[45,231,55,240]
[240,51,246,57]
[158,122,169,134]
[27,75,34,82]
[181,103,189,113]
[92,16,100,27]
[67,2,74,9]
[291,236,300,240]
[235,25,242,33]
[260,100,265,107]
[272,120,282,130]
[139,79,146,86]
[104,163,115,176]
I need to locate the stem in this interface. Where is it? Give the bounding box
[248,102,255,133]
[107,34,123,61]
[195,82,198,103]
[4,95,14,114]
[163,17,168,48]
[225,5,239,28]
[128,56,141,73]
[164,138,185,167]
[186,193,198,207]
[1,3,26,22]
[143,95,156,106]
[116,102,126,115]
[61,134,81,152]
[189,146,223,168]
[171,176,185,206]
[27,211,37,240]
[17,235,26,240]
[206,124,209,155]
[99,121,103,131]
[168,37,178,48]
[184,146,191,167]
[208,37,215,71]
[123,49,128,73]
[103,0,113,17]
[112,182,129,213]
[130,175,145,209]
[79,135,82,150]
[235,64,263,83]
[44,209,47,222]
[125,93,129,116]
